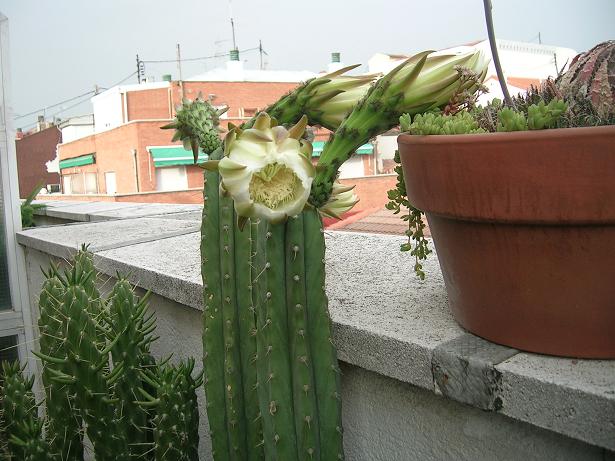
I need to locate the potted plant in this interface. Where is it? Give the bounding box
[394,40,615,359]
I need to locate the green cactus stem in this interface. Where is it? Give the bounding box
[40,284,130,461]
[235,216,263,459]
[139,359,202,461]
[108,278,156,457]
[0,361,52,461]
[37,273,84,461]
[285,213,321,460]
[254,220,299,459]
[303,209,344,460]
[202,154,234,459]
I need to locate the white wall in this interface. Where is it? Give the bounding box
[91,87,124,133]
[338,155,364,179]
[61,123,95,143]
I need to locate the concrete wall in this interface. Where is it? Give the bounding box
[22,245,610,461]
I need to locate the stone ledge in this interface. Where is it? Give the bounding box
[16,203,615,452]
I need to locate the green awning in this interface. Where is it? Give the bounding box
[59,153,95,169]
[311,141,373,157]
[149,146,208,167]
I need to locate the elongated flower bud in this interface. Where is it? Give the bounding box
[388,50,489,115]
[318,181,359,219]
[309,49,489,207]
[307,71,378,130]
[216,112,315,223]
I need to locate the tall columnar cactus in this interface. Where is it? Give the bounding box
[0,361,51,461]
[161,48,489,461]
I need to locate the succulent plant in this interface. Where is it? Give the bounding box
[162,94,227,163]
[557,40,615,119]
[138,359,202,461]
[107,278,157,458]
[37,272,84,461]
[30,251,201,460]
[0,361,51,461]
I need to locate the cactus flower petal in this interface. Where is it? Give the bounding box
[219,114,315,223]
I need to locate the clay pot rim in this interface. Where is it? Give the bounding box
[398,124,615,146]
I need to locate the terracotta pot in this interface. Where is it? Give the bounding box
[398,125,615,358]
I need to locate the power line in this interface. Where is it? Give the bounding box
[14,90,95,120]
[14,70,137,123]
[141,46,260,64]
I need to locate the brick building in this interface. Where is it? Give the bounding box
[57,54,378,197]
[15,123,61,198]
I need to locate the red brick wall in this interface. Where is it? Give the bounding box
[40,175,397,212]
[127,88,171,121]
[177,81,298,119]
[338,175,397,212]
[15,126,61,198]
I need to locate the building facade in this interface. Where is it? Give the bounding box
[15,124,61,198]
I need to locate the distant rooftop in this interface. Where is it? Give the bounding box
[187,60,317,83]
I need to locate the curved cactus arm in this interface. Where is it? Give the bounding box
[61,285,130,461]
[255,221,298,459]
[303,209,344,460]
[0,361,53,461]
[37,275,84,461]
[201,156,232,459]
[286,213,321,460]
[234,217,265,459]
[219,194,248,459]
[108,278,152,457]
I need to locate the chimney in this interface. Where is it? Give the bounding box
[226,48,244,81]
[15,127,24,140]
[328,52,344,73]
[36,115,46,132]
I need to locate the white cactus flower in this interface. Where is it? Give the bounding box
[218,113,315,224]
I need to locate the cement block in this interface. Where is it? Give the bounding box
[96,232,203,311]
[45,201,138,221]
[325,231,462,389]
[17,217,200,258]
[497,353,615,451]
[432,334,518,410]
[90,203,202,221]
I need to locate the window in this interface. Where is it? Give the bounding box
[243,107,258,118]
[155,166,187,191]
[105,172,117,194]
[62,172,99,195]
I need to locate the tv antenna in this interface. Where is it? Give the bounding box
[228,0,237,51]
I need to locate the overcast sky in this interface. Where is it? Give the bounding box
[2,0,614,130]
